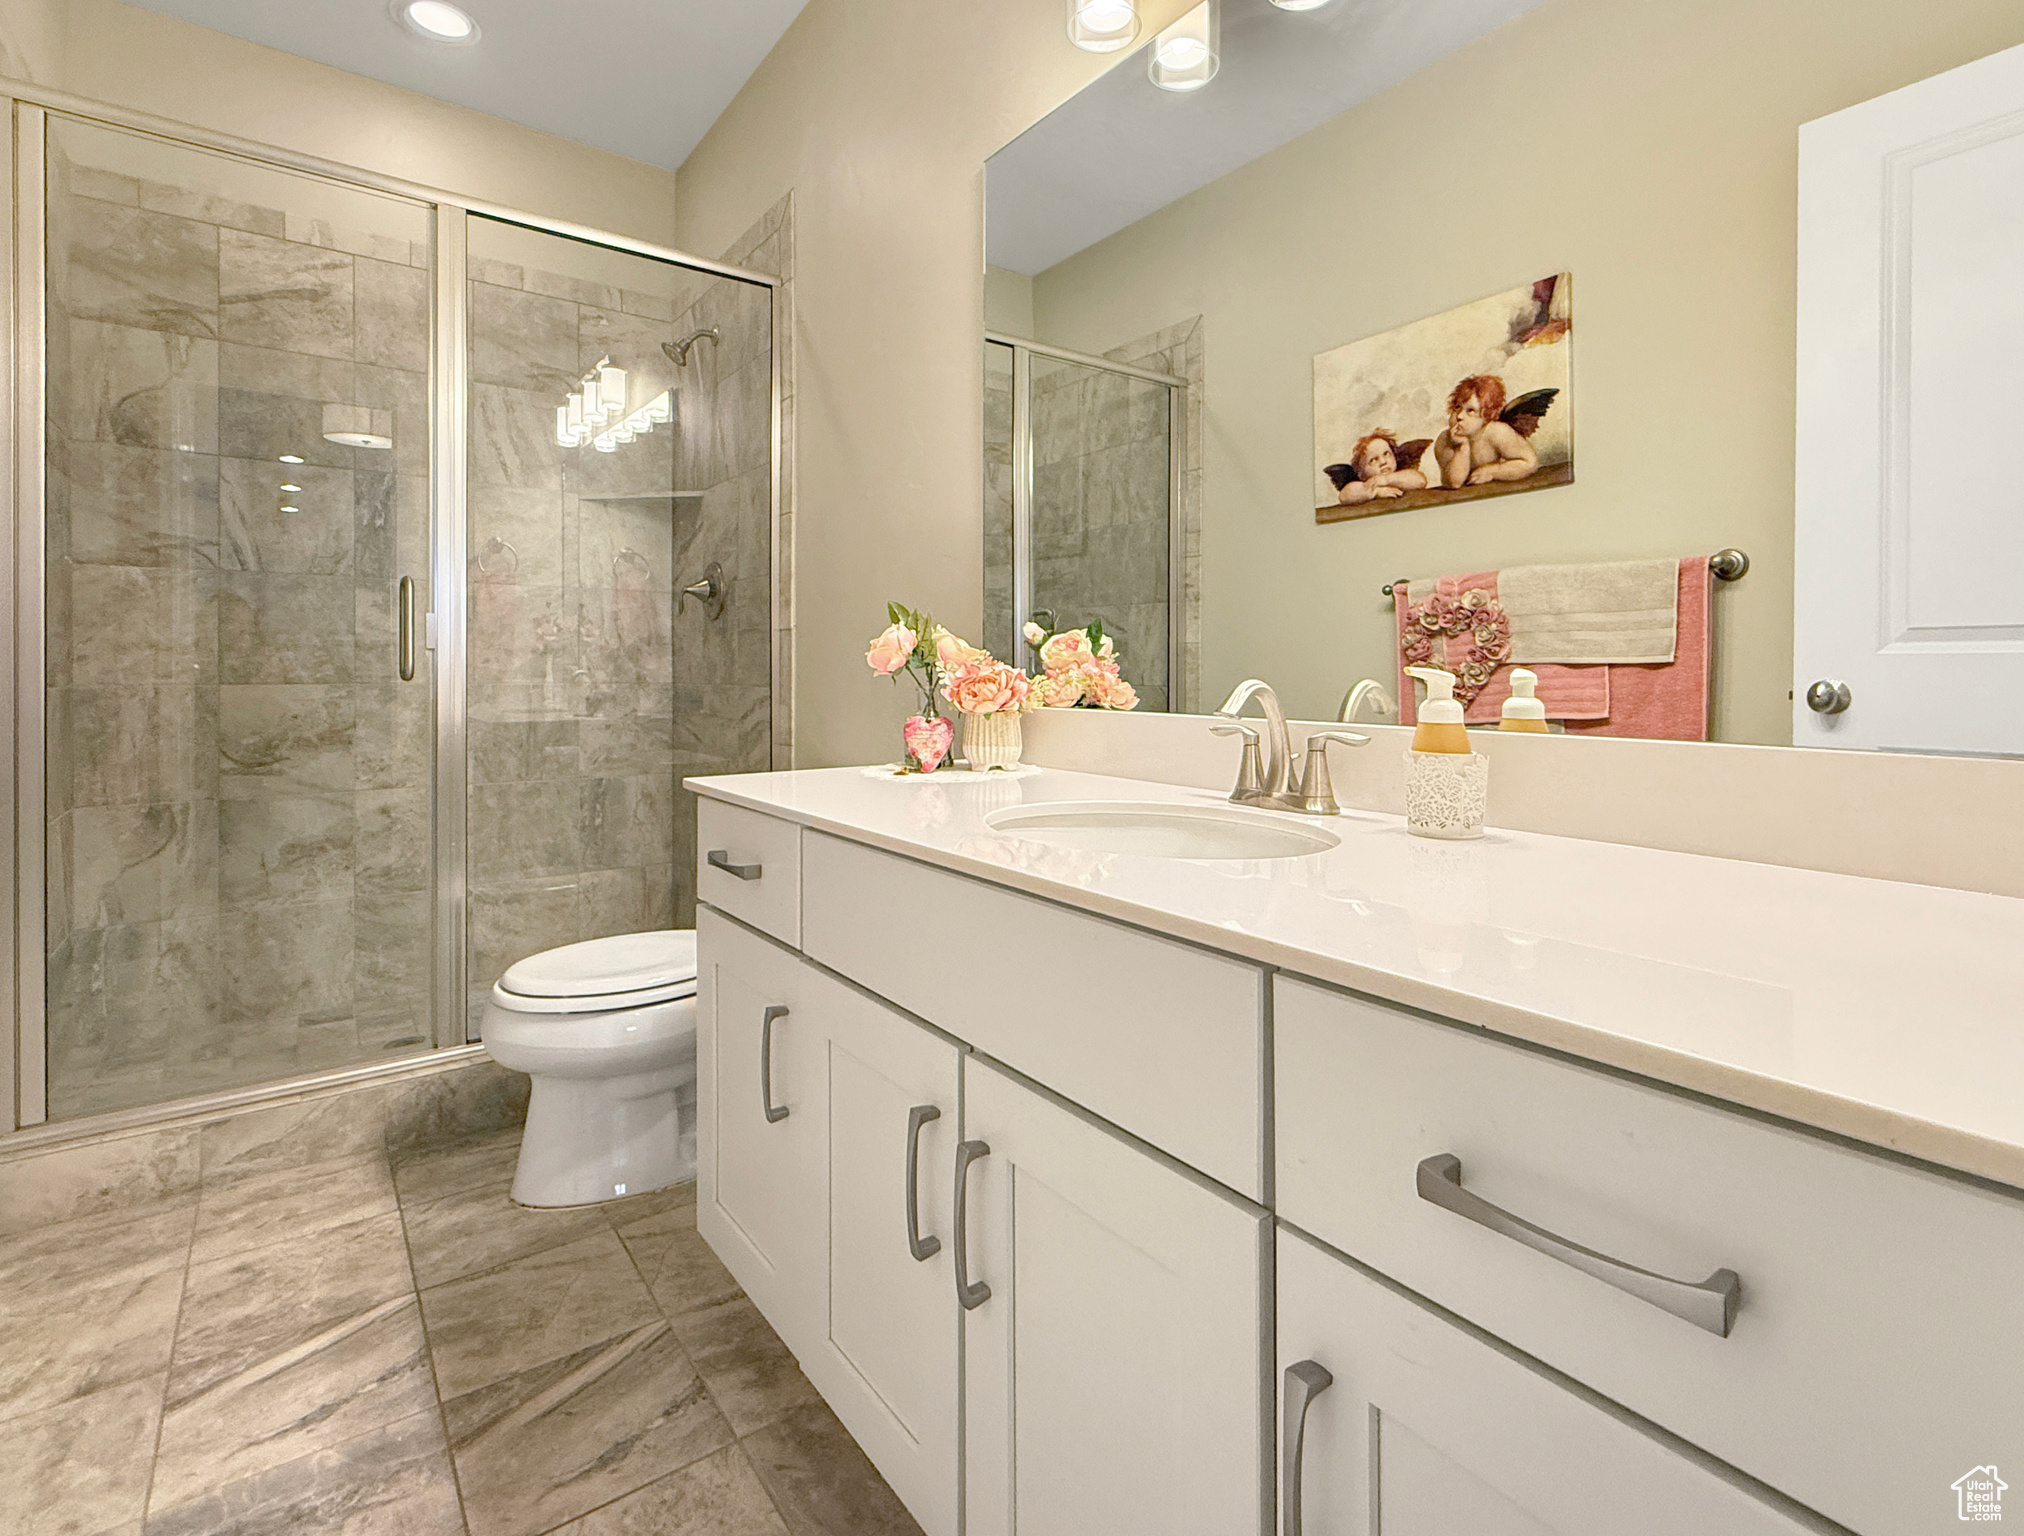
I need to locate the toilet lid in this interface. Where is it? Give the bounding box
[499,930,698,1004]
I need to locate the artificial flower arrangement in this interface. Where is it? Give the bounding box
[864,605,1136,774]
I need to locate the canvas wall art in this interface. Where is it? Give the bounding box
[1313,274,1572,523]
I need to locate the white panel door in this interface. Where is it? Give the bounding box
[962,1056,1270,1536]
[696,908,826,1349]
[812,979,963,1536]
[1276,1228,1832,1536]
[1796,42,2024,753]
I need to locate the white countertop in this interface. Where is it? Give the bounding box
[687,765,2024,1191]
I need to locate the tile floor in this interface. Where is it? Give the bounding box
[1,1124,924,1536]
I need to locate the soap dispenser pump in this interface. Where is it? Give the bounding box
[1499,668,1548,732]
[1404,666,1470,753]
[1402,665,1488,839]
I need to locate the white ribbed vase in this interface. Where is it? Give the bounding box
[962,710,1025,771]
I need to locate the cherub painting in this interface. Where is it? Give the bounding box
[1315,275,1572,523]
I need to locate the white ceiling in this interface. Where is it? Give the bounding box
[121,0,811,171]
[987,0,1548,276]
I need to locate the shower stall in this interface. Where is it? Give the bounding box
[8,93,779,1128]
[983,330,1186,711]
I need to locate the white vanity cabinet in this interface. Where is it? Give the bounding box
[961,1055,1271,1536]
[1276,1228,1825,1535]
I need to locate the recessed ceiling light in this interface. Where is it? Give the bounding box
[278,454,305,464]
[395,0,480,44]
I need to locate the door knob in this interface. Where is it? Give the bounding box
[1804,679,1851,715]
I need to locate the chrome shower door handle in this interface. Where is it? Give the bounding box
[953,1139,991,1310]
[1415,1154,1741,1337]
[398,575,417,681]
[905,1104,942,1262]
[708,850,762,881]
[1281,1360,1334,1536]
[760,1006,789,1124]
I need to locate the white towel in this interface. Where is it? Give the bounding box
[1497,559,1678,664]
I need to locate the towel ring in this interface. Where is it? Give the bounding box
[476,537,518,576]
[613,547,653,580]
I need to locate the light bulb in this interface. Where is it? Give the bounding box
[398,1,479,42]
[1149,0,1218,91]
[1267,0,1333,9]
[598,364,627,415]
[1156,36,1206,66]
[645,391,674,424]
[279,454,305,465]
[556,405,576,447]
[1067,0,1139,53]
[566,394,585,433]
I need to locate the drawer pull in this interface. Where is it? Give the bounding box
[906,1104,942,1262]
[760,1006,790,1123]
[1416,1154,1741,1337]
[708,849,763,881]
[1281,1360,1333,1536]
[954,1139,992,1310]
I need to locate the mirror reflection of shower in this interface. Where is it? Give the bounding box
[663,327,720,366]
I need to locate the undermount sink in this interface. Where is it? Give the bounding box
[984,801,1340,861]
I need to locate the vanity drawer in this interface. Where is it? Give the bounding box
[1274,976,2024,1534]
[802,831,1266,1201]
[696,798,802,946]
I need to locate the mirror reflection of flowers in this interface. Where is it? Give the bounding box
[1023,620,1139,710]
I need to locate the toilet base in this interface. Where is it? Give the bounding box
[511,1067,697,1208]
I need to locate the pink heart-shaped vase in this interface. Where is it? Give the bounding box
[903,714,954,774]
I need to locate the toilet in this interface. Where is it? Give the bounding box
[480,929,699,1208]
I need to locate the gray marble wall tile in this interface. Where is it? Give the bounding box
[468,874,582,987]
[580,774,674,873]
[0,1127,201,1236]
[59,200,219,339]
[68,799,219,928]
[66,441,219,566]
[419,1227,659,1399]
[353,683,429,791]
[218,795,355,908]
[142,1408,465,1536]
[8,1374,163,1536]
[445,1320,732,1536]
[471,283,579,393]
[217,339,357,406]
[527,266,620,312]
[578,705,674,776]
[355,788,430,893]
[619,286,679,323]
[355,890,430,1013]
[283,215,419,266]
[219,895,353,1024]
[65,682,218,807]
[217,386,349,470]
[471,383,563,491]
[469,260,524,291]
[389,1128,521,1208]
[470,779,586,879]
[356,366,430,479]
[219,230,355,360]
[219,684,355,798]
[469,705,580,784]
[469,484,566,586]
[467,582,565,685]
[132,176,286,239]
[151,1291,435,1510]
[355,580,399,684]
[352,469,398,583]
[196,1082,400,1178]
[580,863,675,939]
[578,491,675,594]
[553,1444,788,1536]
[58,159,143,206]
[63,322,219,453]
[189,1154,397,1265]
[68,567,219,685]
[354,257,429,374]
[381,1062,530,1156]
[218,573,355,683]
[220,457,354,573]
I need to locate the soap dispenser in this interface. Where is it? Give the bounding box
[1499,668,1549,732]
[1403,665,1487,839]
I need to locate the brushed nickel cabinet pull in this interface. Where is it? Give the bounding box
[1282,1360,1333,1536]
[954,1139,991,1310]
[708,849,762,881]
[760,1005,789,1124]
[906,1104,942,1262]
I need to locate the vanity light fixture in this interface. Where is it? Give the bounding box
[1149,0,1218,91]
[557,358,630,447]
[1267,0,1334,9]
[279,482,301,493]
[278,454,305,464]
[1067,0,1140,53]
[395,0,480,44]
[590,390,674,453]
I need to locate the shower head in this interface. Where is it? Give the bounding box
[662,328,721,367]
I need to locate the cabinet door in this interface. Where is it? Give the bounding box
[1276,1227,1833,1536]
[808,977,963,1536]
[963,1056,1270,1536]
[696,908,826,1347]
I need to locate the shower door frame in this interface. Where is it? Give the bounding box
[985,331,1187,706]
[0,79,783,1140]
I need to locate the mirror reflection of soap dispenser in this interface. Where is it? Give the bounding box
[1500,668,1549,733]
[1402,665,1488,839]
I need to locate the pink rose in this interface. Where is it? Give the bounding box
[1091,671,1138,710]
[867,622,917,675]
[1039,630,1094,671]
[1022,620,1047,647]
[943,659,1031,715]
[1031,670,1083,708]
[931,625,990,671]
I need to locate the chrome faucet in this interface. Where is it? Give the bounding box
[1216,679,1295,801]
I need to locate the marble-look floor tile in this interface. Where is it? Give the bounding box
[742,1401,926,1536]
[555,1445,787,1536]
[0,1243,186,1423]
[600,1179,695,1228]
[196,1083,397,1179]
[190,1153,397,1264]
[445,1319,732,1536]
[166,1212,414,1408]
[419,1226,659,1399]
[0,1128,202,1237]
[152,1290,435,1510]
[615,1195,739,1320]
[141,1409,463,1536]
[390,1126,522,1208]
[0,1197,194,1293]
[3,1375,164,1536]
[382,1062,529,1156]
[666,1296,819,1437]
[400,1177,608,1289]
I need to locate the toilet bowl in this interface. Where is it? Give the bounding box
[481,929,699,1208]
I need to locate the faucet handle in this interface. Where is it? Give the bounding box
[1295,731,1372,816]
[1210,723,1267,804]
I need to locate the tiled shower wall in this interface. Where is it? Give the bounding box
[43,125,435,1119]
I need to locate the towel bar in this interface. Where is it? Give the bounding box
[1381,549,1749,598]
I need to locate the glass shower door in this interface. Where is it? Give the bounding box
[41,115,437,1118]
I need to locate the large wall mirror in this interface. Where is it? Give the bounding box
[983,0,2024,758]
